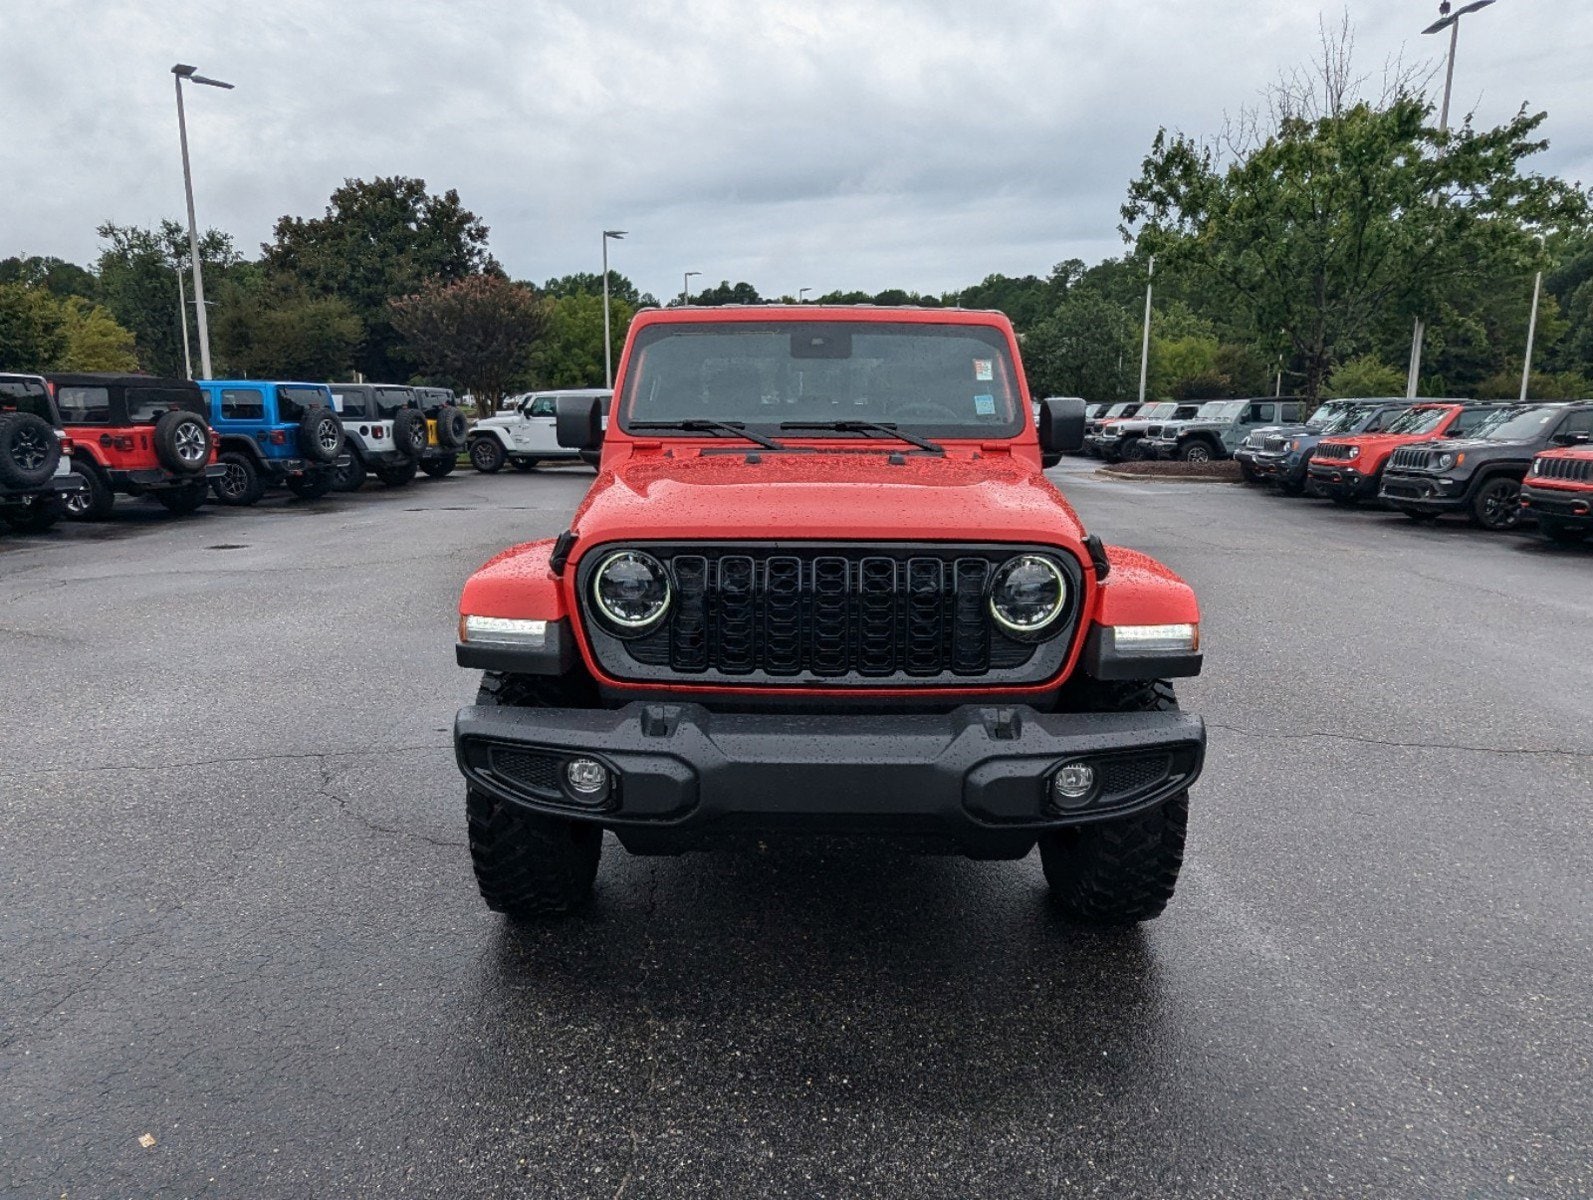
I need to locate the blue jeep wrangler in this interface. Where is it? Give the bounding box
[199,381,348,505]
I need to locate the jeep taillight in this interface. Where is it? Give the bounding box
[271,430,286,445]
[59,436,74,454]
[373,427,385,439]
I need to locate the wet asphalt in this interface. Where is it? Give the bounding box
[1,459,1589,1199]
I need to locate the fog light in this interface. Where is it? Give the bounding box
[1053,762,1096,803]
[565,758,609,796]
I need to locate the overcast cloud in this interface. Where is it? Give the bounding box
[3,1,1589,299]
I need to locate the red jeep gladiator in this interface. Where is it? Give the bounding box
[48,373,222,518]
[452,307,1206,924]
[1520,438,1593,544]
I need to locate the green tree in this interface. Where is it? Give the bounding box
[527,291,636,390]
[543,272,656,308]
[96,220,237,377]
[57,297,139,371]
[389,275,548,415]
[212,268,364,381]
[1123,98,1587,399]
[1022,289,1138,401]
[1475,369,1591,400]
[0,255,99,301]
[689,280,762,306]
[265,177,498,380]
[1325,355,1407,398]
[0,283,69,371]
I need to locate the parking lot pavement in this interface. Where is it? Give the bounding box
[2,464,1589,1199]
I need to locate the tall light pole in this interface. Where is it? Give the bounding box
[171,64,232,380]
[1137,255,1155,405]
[174,263,193,379]
[1520,268,1542,402]
[602,230,626,388]
[798,287,811,304]
[1406,0,1499,398]
[681,270,699,306]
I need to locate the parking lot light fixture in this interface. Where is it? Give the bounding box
[171,63,233,381]
[682,270,700,306]
[602,230,627,388]
[1137,256,1155,405]
[799,287,811,303]
[1520,268,1542,402]
[1407,0,1500,398]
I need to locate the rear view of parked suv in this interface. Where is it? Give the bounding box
[48,373,221,519]
[1380,402,1593,530]
[416,386,469,478]
[327,383,429,490]
[0,372,84,533]
[201,381,347,505]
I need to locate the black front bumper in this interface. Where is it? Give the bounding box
[1520,484,1593,526]
[455,702,1205,857]
[1379,471,1468,512]
[1308,462,1378,499]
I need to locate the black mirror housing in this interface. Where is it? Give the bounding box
[1039,397,1086,463]
[556,395,605,450]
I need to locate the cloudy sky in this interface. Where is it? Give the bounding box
[4,1,1589,300]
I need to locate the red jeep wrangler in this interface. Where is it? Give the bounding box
[48,373,222,518]
[452,308,1206,924]
[1520,439,1593,544]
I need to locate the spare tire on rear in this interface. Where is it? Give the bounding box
[153,409,211,475]
[392,408,427,460]
[434,405,468,449]
[297,406,345,463]
[0,412,60,489]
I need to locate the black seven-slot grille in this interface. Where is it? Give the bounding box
[1315,442,1356,461]
[577,543,1080,688]
[1391,447,1439,470]
[1262,435,1289,453]
[1536,455,1593,483]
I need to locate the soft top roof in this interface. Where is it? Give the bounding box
[48,372,199,390]
[201,379,333,390]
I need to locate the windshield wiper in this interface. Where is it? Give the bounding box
[778,420,945,455]
[629,420,788,451]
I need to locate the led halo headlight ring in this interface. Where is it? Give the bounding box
[987,554,1069,639]
[590,549,672,635]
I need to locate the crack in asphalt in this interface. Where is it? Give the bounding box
[314,755,467,850]
[1209,722,1593,760]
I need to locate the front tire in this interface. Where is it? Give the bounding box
[469,437,506,473]
[467,672,603,918]
[1178,440,1214,464]
[1469,476,1522,531]
[1041,679,1188,926]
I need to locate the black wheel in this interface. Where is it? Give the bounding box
[467,672,603,918]
[1469,476,1522,531]
[376,460,419,487]
[152,409,211,475]
[435,406,469,449]
[513,458,540,472]
[1,494,62,533]
[1041,679,1188,926]
[469,437,506,473]
[286,471,334,500]
[421,457,457,478]
[297,407,345,463]
[154,482,207,514]
[330,454,368,493]
[1119,438,1146,463]
[1538,517,1589,545]
[0,412,61,489]
[211,451,264,506]
[1178,440,1214,464]
[392,409,428,460]
[62,459,114,520]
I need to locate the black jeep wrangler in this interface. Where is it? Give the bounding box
[0,373,84,533]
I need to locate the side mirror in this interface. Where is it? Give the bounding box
[1552,431,1590,447]
[556,395,605,450]
[1038,397,1086,466]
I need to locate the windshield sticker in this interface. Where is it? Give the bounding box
[973,394,996,416]
[973,359,994,381]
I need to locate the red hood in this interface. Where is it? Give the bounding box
[566,449,1087,554]
[1537,446,1593,463]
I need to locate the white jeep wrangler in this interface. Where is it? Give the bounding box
[327,383,428,490]
[467,388,610,473]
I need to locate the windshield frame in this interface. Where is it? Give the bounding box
[616,319,1026,440]
[1470,404,1566,442]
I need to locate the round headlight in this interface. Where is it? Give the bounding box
[989,555,1068,636]
[1437,453,1456,470]
[1347,446,1360,460]
[592,551,671,633]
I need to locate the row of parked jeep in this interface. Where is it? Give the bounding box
[0,372,495,532]
[1078,395,1593,544]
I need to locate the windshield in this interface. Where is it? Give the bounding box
[1384,407,1451,436]
[1197,400,1244,421]
[1102,403,1131,418]
[1141,402,1175,420]
[0,378,55,424]
[373,387,415,417]
[1325,403,1383,434]
[619,321,1023,437]
[1304,403,1349,430]
[277,386,328,421]
[1472,405,1563,441]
